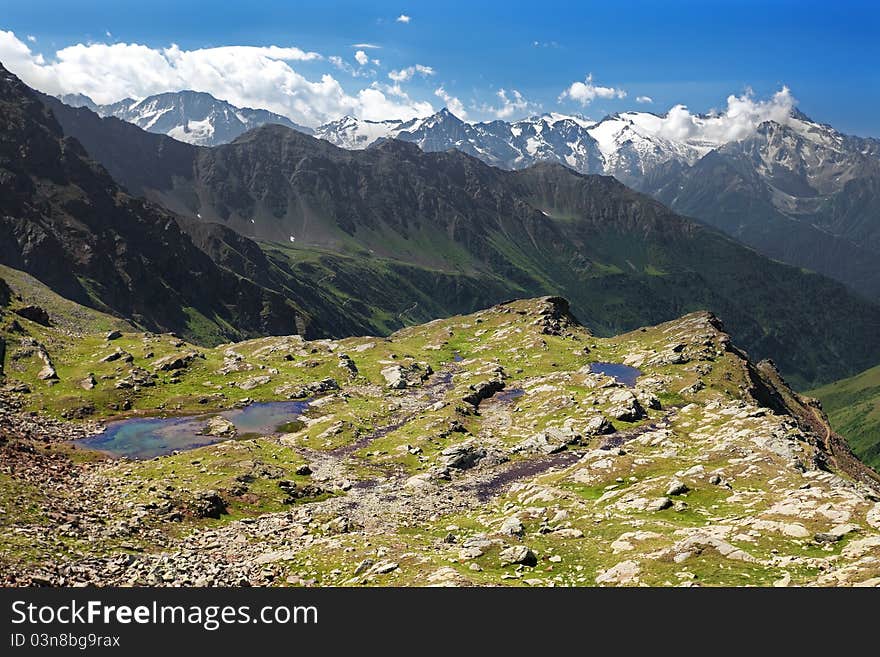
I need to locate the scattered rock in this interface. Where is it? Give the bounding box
[606,389,646,421]
[462,378,505,407]
[647,497,673,512]
[371,561,399,575]
[513,427,580,454]
[201,416,236,438]
[337,354,359,377]
[238,375,271,391]
[441,442,487,470]
[154,351,201,372]
[500,516,525,536]
[189,491,226,519]
[499,545,537,567]
[596,560,641,586]
[584,415,615,435]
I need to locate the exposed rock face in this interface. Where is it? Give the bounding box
[274,377,338,399]
[237,375,271,391]
[114,368,155,390]
[499,545,537,567]
[13,305,51,326]
[16,338,58,380]
[153,352,201,372]
[514,427,582,455]
[188,491,227,519]
[441,442,487,470]
[381,362,432,390]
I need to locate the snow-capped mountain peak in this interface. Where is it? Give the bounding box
[58,89,313,146]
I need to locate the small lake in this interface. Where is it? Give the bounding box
[495,388,525,403]
[76,401,310,460]
[589,362,642,387]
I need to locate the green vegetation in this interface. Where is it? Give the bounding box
[810,363,880,469]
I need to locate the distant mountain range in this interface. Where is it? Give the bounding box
[315,107,880,301]
[63,89,880,301]
[61,90,312,147]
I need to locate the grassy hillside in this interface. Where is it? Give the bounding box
[810,364,880,469]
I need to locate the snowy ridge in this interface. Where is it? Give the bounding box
[313,106,880,193]
[59,90,313,147]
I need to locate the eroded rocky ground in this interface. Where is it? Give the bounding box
[2,297,879,586]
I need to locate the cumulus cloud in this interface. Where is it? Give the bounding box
[366,81,434,117]
[434,86,468,120]
[354,50,369,66]
[0,30,433,126]
[26,35,36,43]
[329,55,373,77]
[636,95,653,104]
[654,87,797,144]
[558,73,626,106]
[483,88,536,120]
[396,14,411,23]
[388,64,434,82]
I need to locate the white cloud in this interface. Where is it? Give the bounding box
[364,81,434,119]
[26,35,36,43]
[388,64,434,82]
[396,14,411,23]
[351,43,381,49]
[636,95,653,104]
[434,86,468,120]
[483,88,536,120]
[653,87,797,145]
[354,50,369,66]
[558,73,626,106]
[372,58,381,66]
[0,30,433,126]
[105,31,112,38]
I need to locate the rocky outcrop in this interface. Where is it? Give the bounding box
[13,305,51,326]
[380,362,432,389]
[153,351,202,372]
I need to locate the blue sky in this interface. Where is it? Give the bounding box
[2,0,878,135]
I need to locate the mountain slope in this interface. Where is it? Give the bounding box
[316,108,880,302]
[643,120,880,300]
[0,63,309,344]
[810,364,880,469]
[65,90,312,147]
[40,100,880,388]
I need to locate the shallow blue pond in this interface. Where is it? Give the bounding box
[588,362,642,387]
[76,401,310,460]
